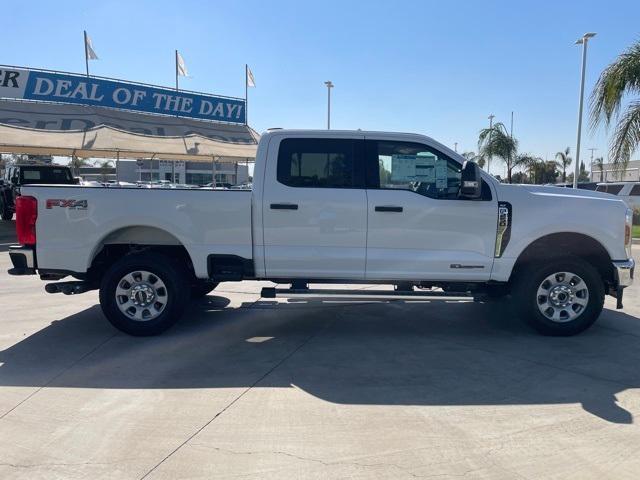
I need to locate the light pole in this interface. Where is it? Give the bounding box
[488,114,495,175]
[573,32,596,188]
[324,81,334,129]
[454,142,458,153]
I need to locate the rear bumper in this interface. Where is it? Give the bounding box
[613,258,634,288]
[8,245,36,275]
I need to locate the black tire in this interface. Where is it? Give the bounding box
[0,199,11,221]
[99,253,190,336]
[511,256,605,336]
[191,281,219,298]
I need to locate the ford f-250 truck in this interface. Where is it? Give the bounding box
[7,130,635,336]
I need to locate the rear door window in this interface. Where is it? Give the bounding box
[277,138,363,188]
[629,185,640,196]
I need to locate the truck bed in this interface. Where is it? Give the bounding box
[22,185,253,278]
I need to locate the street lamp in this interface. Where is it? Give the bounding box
[573,32,596,189]
[324,81,334,129]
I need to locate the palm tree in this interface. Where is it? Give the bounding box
[590,40,640,171]
[592,156,604,181]
[513,154,541,183]
[461,151,486,169]
[69,156,89,176]
[555,147,572,183]
[477,122,518,183]
[96,160,113,182]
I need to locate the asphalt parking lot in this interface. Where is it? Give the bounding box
[1,220,640,479]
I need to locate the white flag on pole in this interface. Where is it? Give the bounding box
[176,51,189,76]
[85,32,98,60]
[246,65,256,87]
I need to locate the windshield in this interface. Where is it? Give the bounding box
[19,167,73,185]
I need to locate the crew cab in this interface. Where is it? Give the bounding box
[0,164,77,220]
[7,130,635,336]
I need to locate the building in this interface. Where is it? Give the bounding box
[591,160,640,182]
[78,158,250,185]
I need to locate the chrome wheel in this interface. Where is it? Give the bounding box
[536,271,589,323]
[115,270,168,321]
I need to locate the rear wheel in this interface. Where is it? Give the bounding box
[0,198,11,220]
[99,253,189,336]
[512,257,604,336]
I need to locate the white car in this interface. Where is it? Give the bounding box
[8,129,635,337]
[596,182,640,210]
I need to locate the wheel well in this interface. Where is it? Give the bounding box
[88,226,196,284]
[512,232,614,285]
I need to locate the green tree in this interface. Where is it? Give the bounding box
[511,171,530,184]
[69,156,89,176]
[478,122,518,183]
[96,160,113,182]
[555,147,572,183]
[527,158,559,184]
[591,156,604,181]
[590,40,640,171]
[462,151,486,169]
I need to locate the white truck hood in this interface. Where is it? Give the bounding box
[519,184,622,203]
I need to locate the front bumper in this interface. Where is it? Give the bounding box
[613,258,635,288]
[8,245,36,275]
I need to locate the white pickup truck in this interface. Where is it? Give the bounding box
[8,130,635,336]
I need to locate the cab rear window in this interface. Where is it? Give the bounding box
[596,184,624,195]
[20,167,73,184]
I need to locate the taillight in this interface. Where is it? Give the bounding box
[16,196,37,245]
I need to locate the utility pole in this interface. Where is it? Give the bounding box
[573,32,597,188]
[488,114,495,175]
[324,81,334,129]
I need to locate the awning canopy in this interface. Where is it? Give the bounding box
[0,100,259,161]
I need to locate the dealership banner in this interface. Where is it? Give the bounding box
[0,67,246,124]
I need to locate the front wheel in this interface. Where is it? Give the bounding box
[99,253,189,336]
[512,257,605,336]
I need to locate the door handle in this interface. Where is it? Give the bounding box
[375,205,403,212]
[270,203,298,210]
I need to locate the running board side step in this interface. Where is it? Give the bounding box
[260,287,474,299]
[45,281,94,295]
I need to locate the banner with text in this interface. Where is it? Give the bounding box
[0,67,245,124]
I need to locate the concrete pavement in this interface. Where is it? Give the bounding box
[1,220,640,478]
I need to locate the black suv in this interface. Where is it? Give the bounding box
[0,164,77,220]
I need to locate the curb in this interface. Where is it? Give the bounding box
[633,238,640,245]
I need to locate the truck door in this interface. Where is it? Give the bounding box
[262,135,367,279]
[364,138,498,281]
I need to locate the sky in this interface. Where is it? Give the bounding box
[3,0,640,175]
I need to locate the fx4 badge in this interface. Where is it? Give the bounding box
[46,199,88,210]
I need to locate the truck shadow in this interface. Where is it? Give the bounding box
[0,219,16,252]
[1,296,639,424]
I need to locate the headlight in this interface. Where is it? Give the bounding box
[625,208,633,257]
